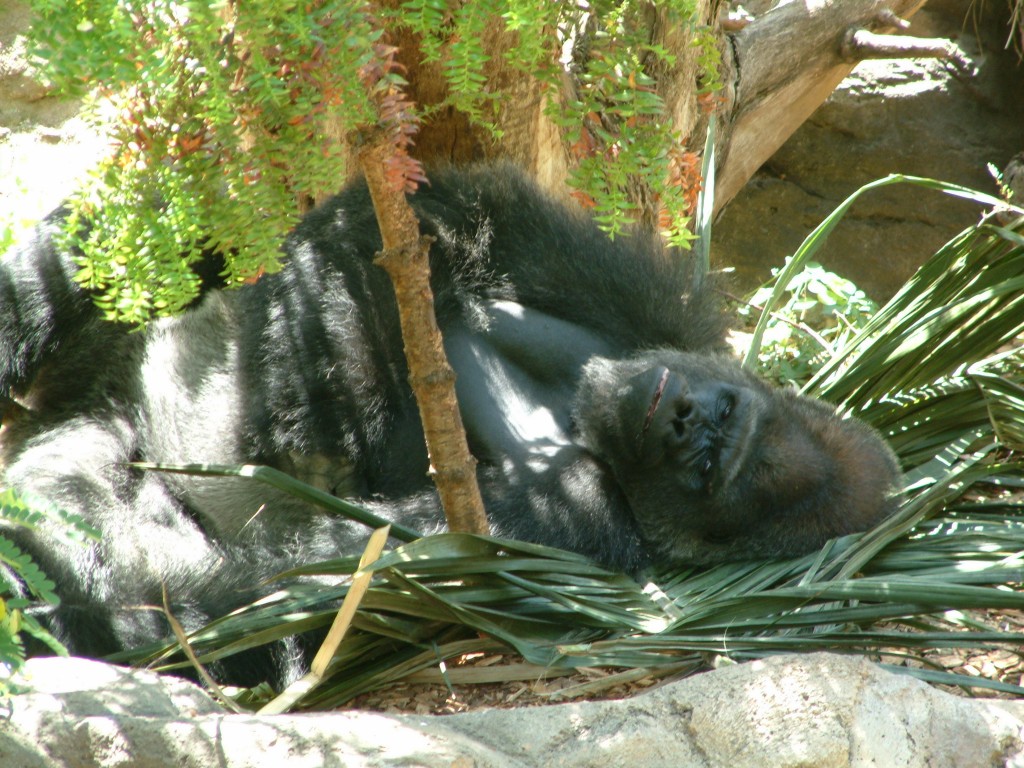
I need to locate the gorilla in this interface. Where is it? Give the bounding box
[0,164,900,684]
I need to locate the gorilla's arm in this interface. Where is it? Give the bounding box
[353,298,650,573]
[443,301,616,451]
[354,453,650,574]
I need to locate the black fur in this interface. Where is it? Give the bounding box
[0,164,900,686]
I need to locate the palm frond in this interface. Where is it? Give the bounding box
[806,218,1024,416]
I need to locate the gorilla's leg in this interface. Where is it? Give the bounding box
[1,415,306,685]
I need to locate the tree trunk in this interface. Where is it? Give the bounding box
[390,0,937,218]
[714,0,930,212]
[358,136,489,537]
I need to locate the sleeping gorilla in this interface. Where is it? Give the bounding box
[0,164,900,684]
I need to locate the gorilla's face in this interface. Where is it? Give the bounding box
[573,350,902,565]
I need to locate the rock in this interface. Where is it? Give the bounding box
[713,0,1024,301]
[0,2,49,107]
[3,653,1024,767]
[1002,152,1024,206]
[0,2,75,120]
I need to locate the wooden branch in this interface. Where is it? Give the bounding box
[714,0,930,213]
[840,29,967,65]
[356,137,490,537]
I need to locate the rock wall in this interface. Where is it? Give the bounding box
[4,654,1024,767]
[713,0,1024,301]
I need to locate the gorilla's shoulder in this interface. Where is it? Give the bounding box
[282,163,731,354]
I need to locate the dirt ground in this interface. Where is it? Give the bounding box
[0,3,106,235]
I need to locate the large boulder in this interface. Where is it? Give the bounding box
[713,0,1024,301]
[3,653,1024,767]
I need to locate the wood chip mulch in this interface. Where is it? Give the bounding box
[347,654,669,715]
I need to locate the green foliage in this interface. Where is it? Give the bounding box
[0,489,95,676]
[392,0,504,125]
[690,24,724,95]
[0,218,14,257]
[738,261,878,387]
[744,176,1024,475]
[545,2,710,246]
[29,0,381,323]
[0,488,100,551]
[741,175,1015,373]
[396,0,720,244]
[27,0,721,322]
[0,538,57,608]
[0,177,31,255]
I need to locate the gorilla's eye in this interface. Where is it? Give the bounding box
[700,457,712,476]
[717,393,735,422]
